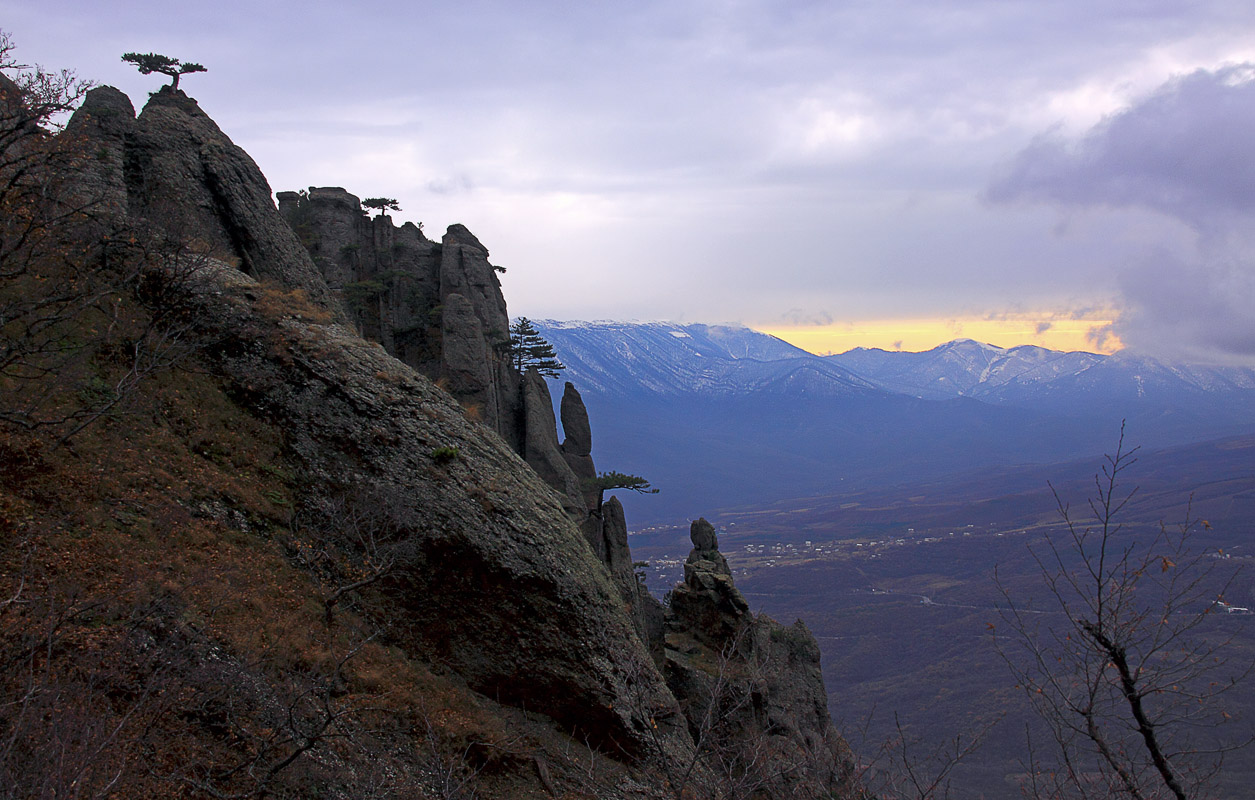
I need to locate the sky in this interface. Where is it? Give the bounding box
[5,1,1255,362]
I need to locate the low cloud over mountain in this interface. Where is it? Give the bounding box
[988,64,1255,364]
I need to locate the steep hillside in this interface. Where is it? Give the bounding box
[0,70,853,799]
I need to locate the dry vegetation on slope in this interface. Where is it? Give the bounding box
[0,36,856,799]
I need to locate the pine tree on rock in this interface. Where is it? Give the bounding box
[509,317,565,377]
[361,197,400,217]
[120,53,206,90]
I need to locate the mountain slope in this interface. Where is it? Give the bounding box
[0,77,854,799]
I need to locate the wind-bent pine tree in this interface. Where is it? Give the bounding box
[361,197,400,217]
[121,52,206,90]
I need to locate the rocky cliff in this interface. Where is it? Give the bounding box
[39,82,853,798]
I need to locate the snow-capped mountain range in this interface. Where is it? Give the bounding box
[533,320,1255,404]
[528,321,1255,524]
[529,320,875,398]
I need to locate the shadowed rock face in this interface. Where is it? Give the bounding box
[120,87,335,309]
[168,265,691,760]
[62,84,850,795]
[663,517,848,793]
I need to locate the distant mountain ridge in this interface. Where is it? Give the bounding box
[535,321,1255,405]
[530,321,1255,525]
[533,320,877,398]
[829,338,1255,402]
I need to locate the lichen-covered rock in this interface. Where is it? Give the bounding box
[178,266,689,761]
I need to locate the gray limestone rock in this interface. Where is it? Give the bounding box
[522,369,584,516]
[46,82,849,796]
[559,383,598,511]
[441,292,494,412]
[174,265,689,761]
[122,87,336,310]
[662,515,849,795]
[440,224,508,342]
[689,517,719,552]
[63,86,135,215]
[600,496,635,587]
[559,382,592,456]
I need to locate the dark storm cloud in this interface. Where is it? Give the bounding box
[989,65,1255,361]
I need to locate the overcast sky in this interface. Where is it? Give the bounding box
[5,1,1255,363]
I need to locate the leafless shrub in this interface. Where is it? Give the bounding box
[288,483,420,626]
[0,35,212,445]
[997,424,1253,799]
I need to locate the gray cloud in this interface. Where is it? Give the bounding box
[1115,245,1255,361]
[776,308,834,326]
[10,2,1255,360]
[988,65,1255,362]
[987,65,1255,229]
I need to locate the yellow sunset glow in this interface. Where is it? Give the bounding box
[756,313,1123,356]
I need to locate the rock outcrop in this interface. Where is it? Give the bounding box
[662,518,848,794]
[668,518,750,646]
[559,382,600,511]
[522,369,585,515]
[62,86,134,215]
[122,87,335,307]
[59,83,852,798]
[276,188,528,453]
[184,270,688,757]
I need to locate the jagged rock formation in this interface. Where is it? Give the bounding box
[522,368,585,515]
[276,187,527,454]
[56,83,851,798]
[664,519,848,795]
[668,518,750,646]
[67,86,335,307]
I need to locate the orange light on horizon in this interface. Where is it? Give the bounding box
[755,314,1123,356]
